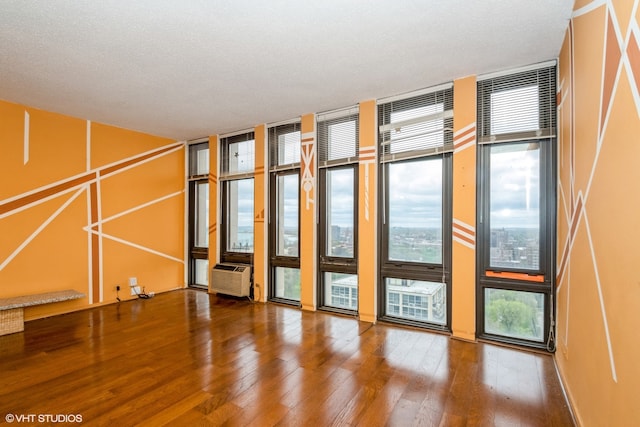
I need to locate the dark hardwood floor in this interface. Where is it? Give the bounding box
[0,289,574,426]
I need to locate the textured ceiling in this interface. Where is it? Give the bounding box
[0,1,574,140]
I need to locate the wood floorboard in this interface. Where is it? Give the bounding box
[0,289,574,426]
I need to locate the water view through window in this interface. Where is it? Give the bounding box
[226,178,254,253]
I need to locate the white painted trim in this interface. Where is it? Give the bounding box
[453,236,475,250]
[100,145,183,179]
[453,227,475,242]
[86,184,93,304]
[96,173,104,303]
[453,218,475,234]
[95,232,185,264]
[572,0,606,18]
[0,188,84,272]
[583,210,618,382]
[0,183,90,221]
[87,190,184,228]
[23,111,29,165]
[454,140,475,154]
[453,122,475,138]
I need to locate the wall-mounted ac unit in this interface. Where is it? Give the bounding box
[209,263,251,297]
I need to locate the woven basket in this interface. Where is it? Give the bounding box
[0,308,24,335]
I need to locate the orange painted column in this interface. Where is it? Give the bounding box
[299,114,317,311]
[208,135,219,277]
[253,125,268,302]
[451,76,477,341]
[358,100,377,323]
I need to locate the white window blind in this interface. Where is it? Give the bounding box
[317,106,359,167]
[269,122,301,170]
[378,85,453,162]
[477,64,556,144]
[220,131,255,178]
[188,142,209,178]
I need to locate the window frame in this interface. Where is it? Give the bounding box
[315,109,360,314]
[376,85,454,331]
[269,169,301,304]
[475,64,557,350]
[317,164,359,313]
[378,155,453,330]
[187,141,209,289]
[220,177,254,265]
[476,138,556,349]
[219,131,256,265]
[268,122,302,305]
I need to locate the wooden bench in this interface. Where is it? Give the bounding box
[0,290,85,336]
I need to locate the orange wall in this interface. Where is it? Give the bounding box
[556,1,640,425]
[358,100,378,323]
[300,114,317,311]
[208,135,219,272]
[451,76,477,341]
[0,100,185,320]
[253,125,268,302]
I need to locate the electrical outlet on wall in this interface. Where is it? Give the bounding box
[129,277,140,295]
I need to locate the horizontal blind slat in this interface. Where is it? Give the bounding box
[477,65,556,143]
[378,86,453,158]
[269,122,301,170]
[317,110,359,164]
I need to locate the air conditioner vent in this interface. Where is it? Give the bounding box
[209,263,251,297]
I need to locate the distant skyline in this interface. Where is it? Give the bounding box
[230,142,541,232]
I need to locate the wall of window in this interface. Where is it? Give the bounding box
[201,62,559,352]
[377,85,453,330]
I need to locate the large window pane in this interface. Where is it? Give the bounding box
[324,273,357,310]
[194,182,209,248]
[489,143,540,270]
[226,179,254,253]
[385,278,445,325]
[484,288,544,342]
[189,144,209,176]
[275,267,300,301]
[194,259,208,287]
[326,169,354,257]
[226,139,254,173]
[277,174,299,257]
[388,159,442,263]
